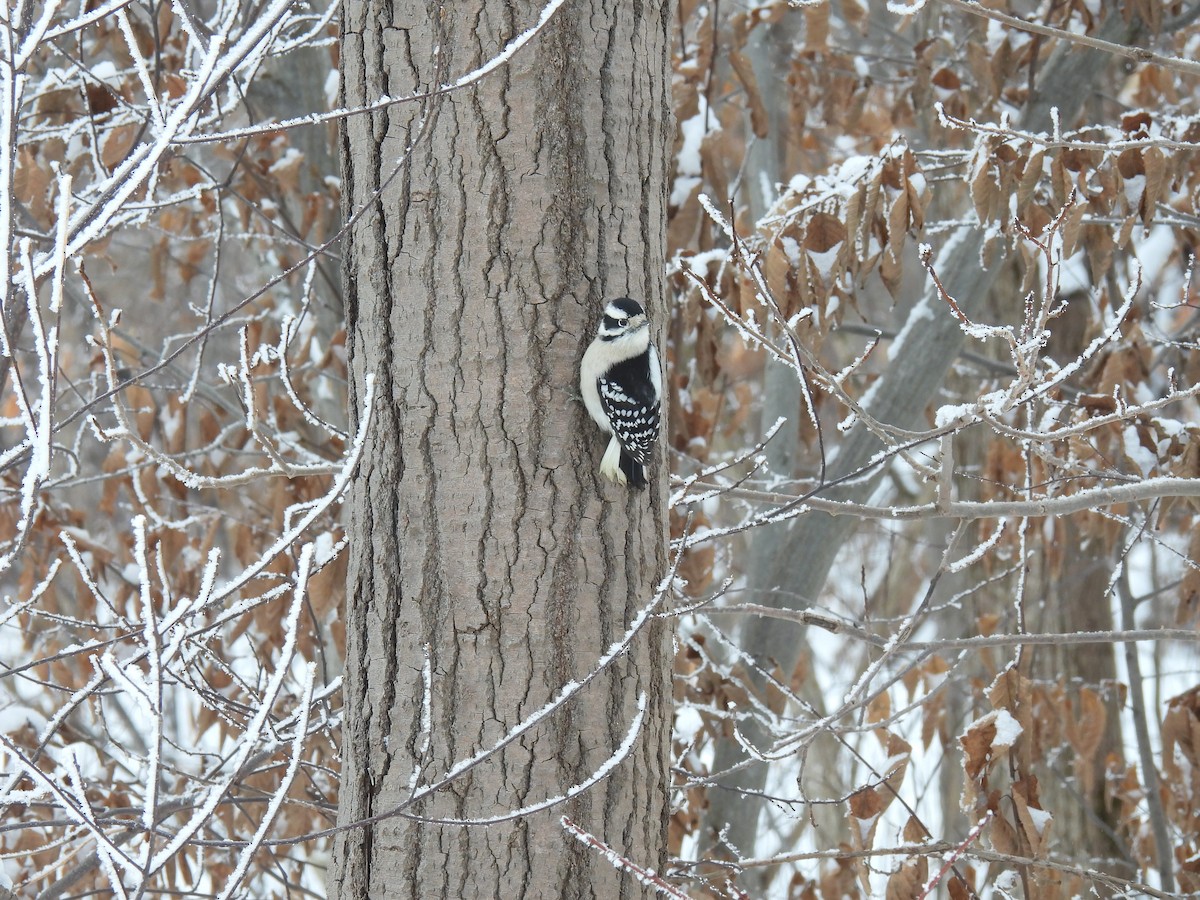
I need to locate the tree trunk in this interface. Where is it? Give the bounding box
[331,2,674,897]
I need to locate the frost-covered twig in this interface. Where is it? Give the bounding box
[176,0,572,146]
[404,694,647,827]
[562,814,693,898]
[932,0,1200,78]
[218,662,317,900]
[674,474,1200,521]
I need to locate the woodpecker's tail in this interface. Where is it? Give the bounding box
[620,451,648,489]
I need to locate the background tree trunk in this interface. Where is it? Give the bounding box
[331,2,674,896]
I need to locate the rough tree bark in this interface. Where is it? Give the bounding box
[331,1,673,897]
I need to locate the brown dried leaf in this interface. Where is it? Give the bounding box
[818,853,858,900]
[1065,688,1106,797]
[961,713,998,783]
[1011,776,1051,857]
[86,82,120,116]
[15,148,53,223]
[764,240,793,306]
[840,0,867,30]
[843,183,865,251]
[729,49,768,139]
[947,871,976,900]
[101,123,138,170]
[268,148,305,195]
[1085,224,1115,284]
[1017,149,1044,212]
[868,689,892,727]
[902,814,927,844]
[850,783,884,821]
[966,40,995,98]
[1162,687,1200,776]
[879,246,904,298]
[806,211,846,254]
[921,687,946,750]
[1058,198,1086,258]
[1142,145,1166,225]
[905,175,926,231]
[887,189,909,260]
[804,2,830,50]
[1117,213,1138,249]
[1121,110,1152,139]
[987,790,1021,855]
[1116,147,1145,179]
[931,66,961,91]
[1179,528,1200,622]
[886,858,928,900]
[971,159,995,223]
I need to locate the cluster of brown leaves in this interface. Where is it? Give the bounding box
[2,2,348,896]
[665,0,1200,897]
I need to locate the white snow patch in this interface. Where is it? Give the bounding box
[1025,805,1053,835]
[990,709,1023,748]
[1123,425,1156,476]
[674,706,704,745]
[324,68,340,107]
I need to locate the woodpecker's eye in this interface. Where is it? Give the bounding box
[617,318,628,327]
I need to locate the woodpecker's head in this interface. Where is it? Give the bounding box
[596,297,649,346]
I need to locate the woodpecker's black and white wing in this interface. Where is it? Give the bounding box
[597,345,660,487]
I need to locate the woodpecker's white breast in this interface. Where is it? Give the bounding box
[580,323,649,433]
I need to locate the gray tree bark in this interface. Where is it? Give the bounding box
[330,2,674,897]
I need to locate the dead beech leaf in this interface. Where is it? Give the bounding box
[987,791,1021,856]
[902,814,927,844]
[1117,212,1138,249]
[849,784,889,871]
[1085,224,1115,284]
[15,148,53,222]
[1065,689,1106,797]
[269,149,305,194]
[806,211,846,254]
[970,159,995,223]
[1116,147,1144,179]
[987,664,1030,714]
[1142,145,1166,225]
[868,689,892,727]
[818,852,858,900]
[931,66,961,91]
[1058,199,1086,259]
[101,123,138,170]
[728,48,768,138]
[921,688,946,750]
[1161,687,1200,826]
[947,872,975,900]
[905,175,926,230]
[843,184,865,249]
[886,858,928,900]
[1011,776,1051,858]
[1017,149,1044,212]
[966,40,994,97]
[879,246,903,298]
[804,2,830,50]
[1121,110,1152,138]
[1178,528,1200,622]
[887,190,909,258]
[764,239,792,305]
[961,714,998,783]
